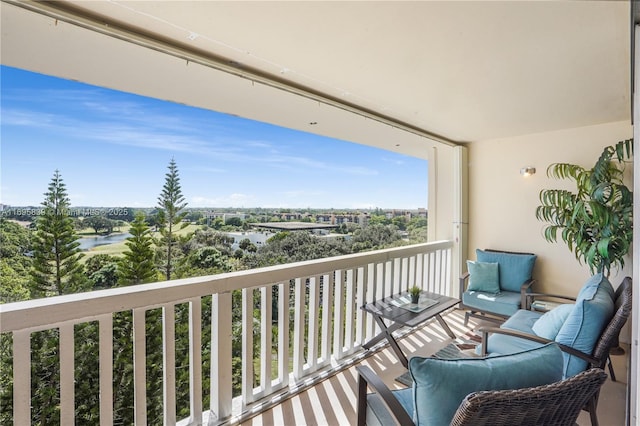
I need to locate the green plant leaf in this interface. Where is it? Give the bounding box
[536,139,633,276]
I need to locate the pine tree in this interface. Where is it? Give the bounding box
[111,213,160,423]
[119,212,158,285]
[20,171,90,424]
[156,158,188,280]
[30,170,86,296]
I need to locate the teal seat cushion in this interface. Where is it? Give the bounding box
[366,388,413,426]
[409,343,563,426]
[484,274,615,379]
[481,309,545,355]
[556,274,614,378]
[531,304,574,340]
[462,289,521,317]
[476,249,536,293]
[466,260,500,294]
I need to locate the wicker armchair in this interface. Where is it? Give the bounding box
[483,276,632,368]
[479,276,632,426]
[450,369,607,426]
[357,366,607,426]
[524,276,632,381]
[460,249,537,325]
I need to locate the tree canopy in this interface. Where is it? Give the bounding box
[156,159,189,280]
[30,170,87,296]
[119,212,158,285]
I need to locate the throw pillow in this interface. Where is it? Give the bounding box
[467,260,500,294]
[532,304,574,340]
[409,343,563,426]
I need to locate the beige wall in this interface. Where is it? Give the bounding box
[466,120,633,297]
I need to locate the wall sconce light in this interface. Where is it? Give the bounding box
[520,167,536,177]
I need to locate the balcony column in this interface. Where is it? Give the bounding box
[452,145,468,298]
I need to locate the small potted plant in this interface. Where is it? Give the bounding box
[409,285,421,304]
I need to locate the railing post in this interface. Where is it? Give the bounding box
[343,269,355,354]
[162,305,176,425]
[133,308,147,425]
[416,252,425,289]
[277,282,290,387]
[99,314,114,426]
[241,287,254,405]
[392,258,401,295]
[189,298,203,424]
[211,292,232,421]
[260,285,273,395]
[292,278,305,380]
[12,330,31,425]
[365,263,376,341]
[333,270,345,360]
[320,274,333,365]
[59,323,75,425]
[308,276,320,371]
[355,267,366,346]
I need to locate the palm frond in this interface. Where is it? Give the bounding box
[536,139,633,276]
[613,138,634,162]
[546,163,584,180]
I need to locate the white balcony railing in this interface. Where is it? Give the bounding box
[0,240,453,425]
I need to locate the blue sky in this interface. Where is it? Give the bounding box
[1,65,427,209]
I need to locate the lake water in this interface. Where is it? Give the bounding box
[78,233,131,250]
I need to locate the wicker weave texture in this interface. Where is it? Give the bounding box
[592,277,632,366]
[449,369,607,426]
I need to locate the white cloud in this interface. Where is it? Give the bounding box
[264,154,378,176]
[381,156,406,166]
[1,109,58,127]
[3,91,380,179]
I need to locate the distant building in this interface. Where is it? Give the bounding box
[382,209,423,221]
[205,211,246,223]
[280,212,303,221]
[225,231,273,250]
[250,221,337,232]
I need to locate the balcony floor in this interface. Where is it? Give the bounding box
[237,309,628,426]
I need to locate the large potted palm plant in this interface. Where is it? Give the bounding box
[536,139,633,277]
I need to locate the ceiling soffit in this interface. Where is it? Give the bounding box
[0,1,631,150]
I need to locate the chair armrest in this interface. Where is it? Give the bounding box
[520,279,536,309]
[478,327,599,366]
[356,365,414,426]
[525,293,576,310]
[460,272,470,296]
[478,326,551,355]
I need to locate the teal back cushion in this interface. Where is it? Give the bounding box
[409,343,563,426]
[476,249,536,293]
[555,273,614,378]
[466,260,500,294]
[531,304,574,340]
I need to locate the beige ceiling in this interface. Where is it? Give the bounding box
[0,1,632,155]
